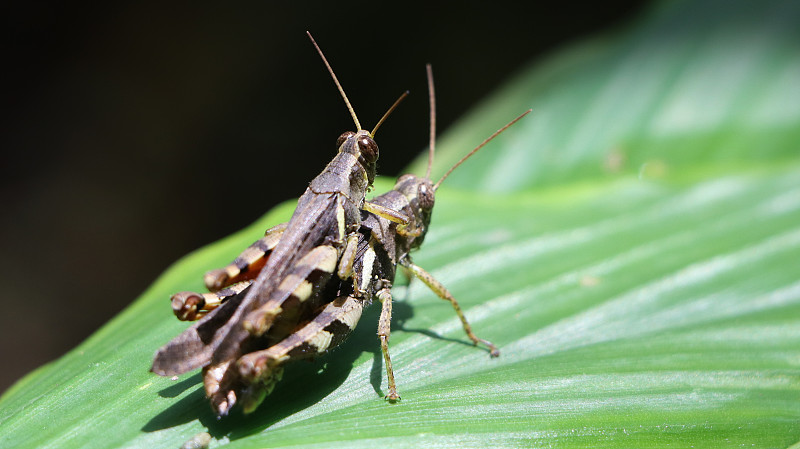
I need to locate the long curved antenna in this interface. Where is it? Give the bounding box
[433,109,532,191]
[306,31,361,131]
[372,90,410,137]
[425,64,436,180]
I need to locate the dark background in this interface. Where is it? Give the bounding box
[0,1,646,393]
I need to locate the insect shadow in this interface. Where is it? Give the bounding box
[141,299,416,440]
[390,284,485,351]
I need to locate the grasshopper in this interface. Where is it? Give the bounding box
[152,32,407,415]
[168,65,530,411]
[236,67,530,401]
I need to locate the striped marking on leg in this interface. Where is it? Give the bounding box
[243,244,339,336]
[171,281,252,321]
[237,295,364,382]
[204,222,287,291]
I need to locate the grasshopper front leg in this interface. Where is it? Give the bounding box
[336,231,360,281]
[401,259,500,357]
[363,201,410,225]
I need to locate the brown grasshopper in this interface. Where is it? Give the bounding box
[169,65,530,409]
[236,68,530,401]
[152,32,407,415]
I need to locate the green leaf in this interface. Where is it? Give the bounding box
[2,0,799,448]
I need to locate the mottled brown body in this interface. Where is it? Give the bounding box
[151,60,525,416]
[152,130,380,415]
[151,33,397,415]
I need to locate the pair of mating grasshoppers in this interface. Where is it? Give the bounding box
[151,32,530,416]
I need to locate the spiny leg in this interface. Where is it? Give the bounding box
[377,286,400,401]
[402,260,500,357]
[204,222,287,291]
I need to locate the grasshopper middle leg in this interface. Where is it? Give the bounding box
[376,286,401,401]
[402,260,500,357]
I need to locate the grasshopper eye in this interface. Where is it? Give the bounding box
[418,182,435,210]
[336,132,355,148]
[358,136,379,162]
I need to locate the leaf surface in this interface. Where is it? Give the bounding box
[2,1,799,448]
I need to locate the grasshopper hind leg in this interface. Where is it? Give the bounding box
[203,222,288,292]
[235,294,366,412]
[171,281,252,321]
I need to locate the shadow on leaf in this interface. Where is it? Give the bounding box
[141,299,410,441]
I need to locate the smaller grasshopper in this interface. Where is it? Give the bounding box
[198,66,530,405]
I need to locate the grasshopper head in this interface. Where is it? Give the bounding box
[394,173,436,249]
[336,130,379,185]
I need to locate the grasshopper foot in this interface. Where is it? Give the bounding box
[385,392,401,402]
[481,339,501,358]
[171,292,204,321]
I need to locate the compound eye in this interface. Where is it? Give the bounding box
[418,182,435,210]
[336,132,355,148]
[358,136,379,162]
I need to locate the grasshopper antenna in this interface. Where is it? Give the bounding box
[372,90,410,137]
[425,64,436,180]
[307,31,362,131]
[433,109,532,191]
